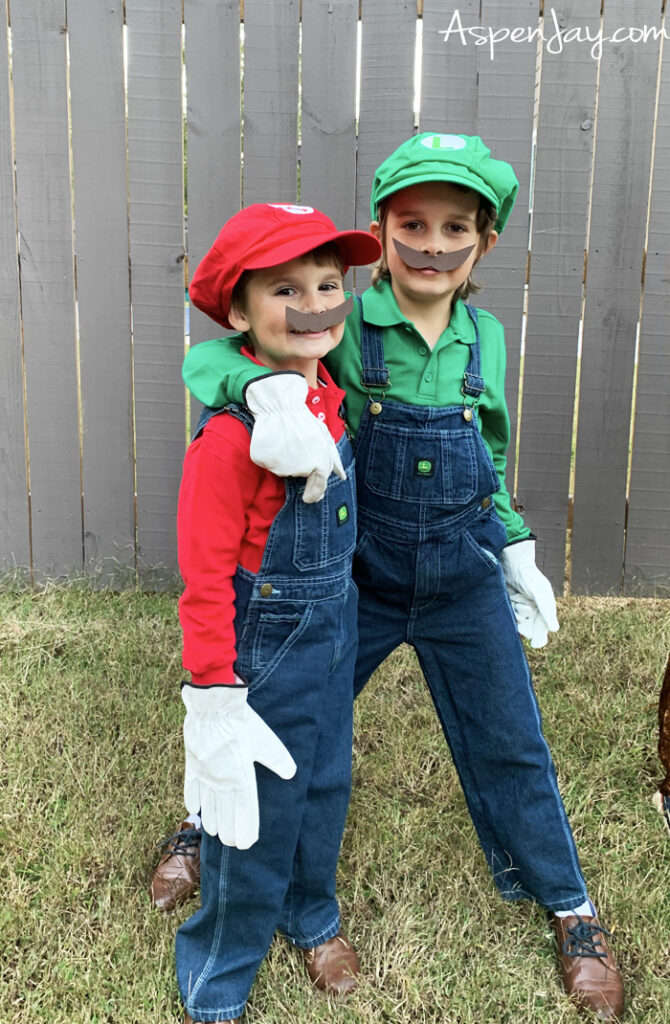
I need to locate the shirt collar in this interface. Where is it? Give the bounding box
[447,297,478,345]
[240,344,346,403]
[359,280,477,345]
[360,279,406,327]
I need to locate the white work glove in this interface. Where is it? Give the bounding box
[182,681,297,849]
[499,539,559,649]
[245,374,346,503]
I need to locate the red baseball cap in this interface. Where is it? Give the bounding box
[189,203,382,329]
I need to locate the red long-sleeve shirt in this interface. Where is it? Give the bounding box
[178,353,347,685]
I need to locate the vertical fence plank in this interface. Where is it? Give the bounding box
[420,1,538,496]
[473,0,538,466]
[242,0,300,203]
[126,0,185,585]
[356,0,416,291]
[0,7,29,574]
[185,0,241,358]
[301,0,358,233]
[516,0,600,589]
[68,1,134,583]
[625,29,670,596]
[421,0,479,132]
[11,0,81,578]
[571,0,662,594]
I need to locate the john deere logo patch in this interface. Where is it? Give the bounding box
[336,504,349,526]
[416,458,435,477]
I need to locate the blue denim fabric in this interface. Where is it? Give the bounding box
[352,305,588,912]
[176,409,358,1021]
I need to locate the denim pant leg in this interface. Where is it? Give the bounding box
[176,771,305,1020]
[176,598,354,1020]
[279,585,358,946]
[352,529,413,698]
[411,545,587,911]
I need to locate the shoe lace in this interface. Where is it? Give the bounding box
[157,827,201,859]
[562,917,612,959]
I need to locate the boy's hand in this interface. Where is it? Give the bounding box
[499,539,559,649]
[245,374,346,503]
[182,681,297,849]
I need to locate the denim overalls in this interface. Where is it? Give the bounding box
[351,298,588,911]
[176,405,358,1022]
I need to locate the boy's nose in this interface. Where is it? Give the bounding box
[302,293,326,312]
[424,230,445,254]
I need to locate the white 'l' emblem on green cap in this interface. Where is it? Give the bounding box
[422,134,466,151]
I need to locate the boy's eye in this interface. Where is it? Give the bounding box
[319,281,343,292]
[447,223,467,233]
[402,220,423,231]
[274,286,296,296]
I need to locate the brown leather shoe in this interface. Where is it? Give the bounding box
[552,912,624,1019]
[149,820,201,911]
[184,1014,239,1023]
[302,930,360,995]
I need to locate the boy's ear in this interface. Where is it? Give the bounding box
[369,220,381,240]
[228,304,250,333]
[482,230,498,257]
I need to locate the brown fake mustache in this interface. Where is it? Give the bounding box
[393,238,475,271]
[285,295,354,332]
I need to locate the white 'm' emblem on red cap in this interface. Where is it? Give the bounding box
[269,204,314,215]
[421,134,466,151]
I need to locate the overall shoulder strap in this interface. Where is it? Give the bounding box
[191,402,253,443]
[461,303,485,399]
[356,294,390,391]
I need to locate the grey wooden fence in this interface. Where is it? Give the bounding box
[1,0,669,594]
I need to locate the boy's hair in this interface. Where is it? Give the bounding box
[371,186,497,302]
[231,241,346,317]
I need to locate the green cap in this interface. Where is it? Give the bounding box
[370,132,519,233]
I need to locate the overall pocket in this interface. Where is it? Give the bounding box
[235,603,314,693]
[364,422,479,506]
[293,467,357,570]
[463,506,508,570]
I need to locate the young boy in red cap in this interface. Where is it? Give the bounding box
[172,202,380,1023]
[176,135,625,1021]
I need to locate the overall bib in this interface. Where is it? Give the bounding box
[351,299,587,911]
[176,406,358,1022]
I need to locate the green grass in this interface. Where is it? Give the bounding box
[1,584,669,1023]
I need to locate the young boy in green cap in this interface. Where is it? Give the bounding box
[168,136,625,1020]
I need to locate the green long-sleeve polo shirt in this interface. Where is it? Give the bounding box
[182,279,529,543]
